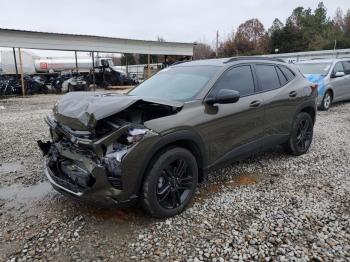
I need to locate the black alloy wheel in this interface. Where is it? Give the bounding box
[156,159,193,209]
[142,147,198,218]
[284,112,314,156]
[296,118,313,151]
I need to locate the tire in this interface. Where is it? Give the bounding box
[68,84,73,92]
[320,91,332,111]
[142,147,198,218]
[284,112,314,156]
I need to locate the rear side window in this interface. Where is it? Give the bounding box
[276,67,288,86]
[255,65,280,91]
[343,61,350,75]
[279,66,295,81]
[213,65,255,96]
[333,62,345,73]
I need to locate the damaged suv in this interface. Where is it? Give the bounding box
[38,57,317,218]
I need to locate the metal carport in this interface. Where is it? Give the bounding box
[0,28,194,95]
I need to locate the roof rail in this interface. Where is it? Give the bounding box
[224,56,285,63]
[171,60,189,66]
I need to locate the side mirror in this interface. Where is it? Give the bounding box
[331,71,345,78]
[205,89,240,105]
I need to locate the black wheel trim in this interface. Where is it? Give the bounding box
[296,118,312,151]
[156,159,193,209]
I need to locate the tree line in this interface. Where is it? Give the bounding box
[194,2,350,59]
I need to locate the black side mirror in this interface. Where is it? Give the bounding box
[205,89,240,105]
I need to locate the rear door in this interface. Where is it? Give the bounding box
[330,62,348,101]
[204,64,265,166]
[253,63,297,146]
[341,60,350,99]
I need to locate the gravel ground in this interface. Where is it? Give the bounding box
[0,94,349,261]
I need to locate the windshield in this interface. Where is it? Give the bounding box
[128,66,220,102]
[297,62,332,76]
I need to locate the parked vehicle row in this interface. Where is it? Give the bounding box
[38,57,318,218]
[0,76,21,96]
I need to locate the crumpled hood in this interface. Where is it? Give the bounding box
[304,74,326,96]
[53,92,183,130]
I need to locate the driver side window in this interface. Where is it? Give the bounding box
[212,65,255,97]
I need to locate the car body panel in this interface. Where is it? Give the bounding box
[53,91,183,130]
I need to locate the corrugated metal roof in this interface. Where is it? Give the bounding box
[0,28,194,56]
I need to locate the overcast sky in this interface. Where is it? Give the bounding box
[0,0,348,57]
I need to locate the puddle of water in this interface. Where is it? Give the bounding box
[0,162,23,174]
[0,182,52,209]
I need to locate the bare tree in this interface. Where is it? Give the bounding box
[334,8,344,30]
[193,43,215,60]
[234,18,267,54]
[217,31,237,57]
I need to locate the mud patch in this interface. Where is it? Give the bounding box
[84,208,132,224]
[195,171,268,203]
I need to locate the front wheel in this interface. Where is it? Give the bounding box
[142,147,198,218]
[284,112,314,156]
[320,91,332,111]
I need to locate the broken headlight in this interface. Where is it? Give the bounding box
[126,128,147,144]
[103,127,148,189]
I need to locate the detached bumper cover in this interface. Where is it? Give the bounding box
[40,116,141,207]
[44,156,138,207]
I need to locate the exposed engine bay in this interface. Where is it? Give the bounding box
[38,92,183,198]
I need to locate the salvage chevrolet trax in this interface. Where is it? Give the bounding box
[38,57,317,218]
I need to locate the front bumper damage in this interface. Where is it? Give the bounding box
[38,115,148,207]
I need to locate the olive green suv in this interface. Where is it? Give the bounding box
[38,57,317,218]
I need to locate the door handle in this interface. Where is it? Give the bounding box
[249,100,261,108]
[289,91,297,97]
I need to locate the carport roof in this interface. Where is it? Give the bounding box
[0,28,194,56]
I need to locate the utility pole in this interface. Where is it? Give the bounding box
[334,40,338,58]
[215,30,219,58]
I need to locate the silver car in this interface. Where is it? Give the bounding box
[297,59,350,110]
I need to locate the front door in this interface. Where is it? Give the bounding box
[204,65,265,166]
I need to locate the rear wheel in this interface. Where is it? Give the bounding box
[142,147,198,218]
[320,91,332,111]
[284,112,313,156]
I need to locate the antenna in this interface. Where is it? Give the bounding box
[215,30,219,58]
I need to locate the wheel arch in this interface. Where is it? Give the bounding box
[325,87,334,99]
[300,106,316,124]
[137,130,208,193]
